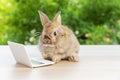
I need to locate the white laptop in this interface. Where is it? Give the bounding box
[8,41,55,68]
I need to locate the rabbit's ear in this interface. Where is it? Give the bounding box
[38,11,50,26]
[53,11,61,25]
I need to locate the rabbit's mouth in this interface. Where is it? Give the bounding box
[42,35,53,44]
[42,37,56,45]
[42,39,52,44]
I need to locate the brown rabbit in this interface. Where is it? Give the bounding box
[38,11,80,63]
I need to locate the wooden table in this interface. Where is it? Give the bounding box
[0,45,120,80]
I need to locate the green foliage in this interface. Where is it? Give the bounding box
[80,0,120,24]
[0,0,120,45]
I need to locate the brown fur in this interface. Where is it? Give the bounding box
[38,11,80,63]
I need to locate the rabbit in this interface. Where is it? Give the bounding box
[38,11,80,63]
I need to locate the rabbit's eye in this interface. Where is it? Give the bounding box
[53,31,57,36]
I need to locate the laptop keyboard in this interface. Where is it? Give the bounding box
[31,60,44,65]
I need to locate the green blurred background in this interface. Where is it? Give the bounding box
[0,0,120,45]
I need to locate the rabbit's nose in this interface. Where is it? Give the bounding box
[43,35,52,44]
[44,35,50,39]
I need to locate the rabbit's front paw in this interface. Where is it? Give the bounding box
[52,55,61,63]
[42,53,49,59]
[68,54,79,62]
